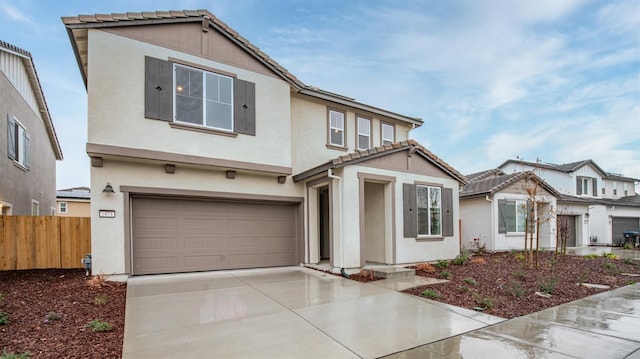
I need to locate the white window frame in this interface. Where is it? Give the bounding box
[8,115,29,168]
[59,202,68,214]
[381,123,395,146]
[504,200,529,234]
[328,109,345,147]
[613,181,617,195]
[417,185,442,236]
[581,177,590,196]
[623,183,628,196]
[173,64,234,131]
[31,200,39,216]
[356,116,371,150]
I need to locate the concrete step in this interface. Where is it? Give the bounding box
[370,267,415,279]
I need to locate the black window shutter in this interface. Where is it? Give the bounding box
[442,188,454,237]
[403,183,417,237]
[592,178,597,197]
[576,177,582,195]
[7,115,16,160]
[234,79,256,135]
[144,56,173,122]
[498,199,507,234]
[24,131,30,169]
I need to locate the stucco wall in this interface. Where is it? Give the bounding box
[87,30,292,168]
[0,64,57,215]
[56,200,90,217]
[459,197,492,250]
[290,93,411,174]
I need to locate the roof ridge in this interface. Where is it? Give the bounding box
[0,40,32,58]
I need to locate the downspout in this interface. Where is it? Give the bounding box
[486,195,495,251]
[327,169,346,274]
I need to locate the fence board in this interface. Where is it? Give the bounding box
[0,216,91,270]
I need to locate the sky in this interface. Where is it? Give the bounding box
[1,0,639,191]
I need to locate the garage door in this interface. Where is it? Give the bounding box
[132,197,298,275]
[612,217,640,246]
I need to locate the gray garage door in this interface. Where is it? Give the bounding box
[132,197,298,275]
[612,217,640,246]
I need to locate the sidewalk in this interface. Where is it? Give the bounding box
[383,283,640,358]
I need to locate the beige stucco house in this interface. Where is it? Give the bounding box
[63,10,466,276]
[1,40,63,216]
[56,187,91,217]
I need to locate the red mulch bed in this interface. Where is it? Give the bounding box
[404,251,640,318]
[305,266,382,282]
[0,269,126,358]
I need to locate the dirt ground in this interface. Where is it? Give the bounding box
[0,269,126,359]
[404,250,640,318]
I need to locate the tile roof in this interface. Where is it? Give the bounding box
[559,194,640,208]
[460,171,561,198]
[293,139,467,184]
[0,40,63,160]
[499,159,639,182]
[466,168,505,182]
[62,10,423,126]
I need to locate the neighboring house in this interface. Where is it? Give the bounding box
[56,187,91,217]
[499,159,640,246]
[62,10,466,276]
[0,40,63,216]
[460,170,560,251]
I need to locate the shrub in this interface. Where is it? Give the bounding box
[584,254,598,259]
[463,277,476,285]
[87,273,109,289]
[416,262,436,273]
[603,260,620,275]
[0,293,3,306]
[0,312,9,325]
[459,285,469,293]
[578,272,590,284]
[421,289,440,299]
[506,280,524,297]
[539,277,557,294]
[513,270,525,280]
[0,349,30,359]
[470,257,486,265]
[515,253,525,261]
[86,319,113,332]
[451,252,470,265]
[603,252,619,260]
[440,271,451,279]
[471,292,494,310]
[435,260,449,269]
[623,258,637,265]
[623,243,634,250]
[94,294,109,306]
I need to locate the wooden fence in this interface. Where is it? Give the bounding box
[0,216,91,270]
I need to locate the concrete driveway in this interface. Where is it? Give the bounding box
[122,267,493,358]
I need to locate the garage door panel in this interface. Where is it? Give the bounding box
[132,197,298,274]
[612,217,639,245]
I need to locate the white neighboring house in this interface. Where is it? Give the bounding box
[460,170,560,251]
[499,159,640,246]
[62,10,467,277]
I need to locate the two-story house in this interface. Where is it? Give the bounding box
[499,159,640,246]
[0,40,63,216]
[63,10,466,277]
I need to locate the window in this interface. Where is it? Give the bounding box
[7,115,30,169]
[328,109,345,147]
[417,185,441,236]
[403,184,453,238]
[145,57,256,135]
[31,200,39,216]
[576,176,597,197]
[174,64,233,131]
[613,182,617,195]
[356,116,371,150]
[602,187,606,195]
[381,123,394,145]
[59,202,68,214]
[498,199,532,234]
[623,183,628,196]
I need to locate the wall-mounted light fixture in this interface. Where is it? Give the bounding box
[102,182,115,193]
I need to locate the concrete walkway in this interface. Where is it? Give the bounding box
[122,267,495,359]
[383,283,640,358]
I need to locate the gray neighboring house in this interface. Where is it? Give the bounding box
[0,40,63,215]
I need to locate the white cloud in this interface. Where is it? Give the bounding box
[2,4,35,25]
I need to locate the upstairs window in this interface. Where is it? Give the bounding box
[623,183,628,196]
[576,176,597,197]
[613,182,617,195]
[357,116,371,150]
[31,200,39,216]
[381,123,395,145]
[59,202,68,214]
[174,64,233,131]
[6,115,30,169]
[328,109,345,147]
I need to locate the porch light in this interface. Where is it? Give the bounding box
[102,182,115,193]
